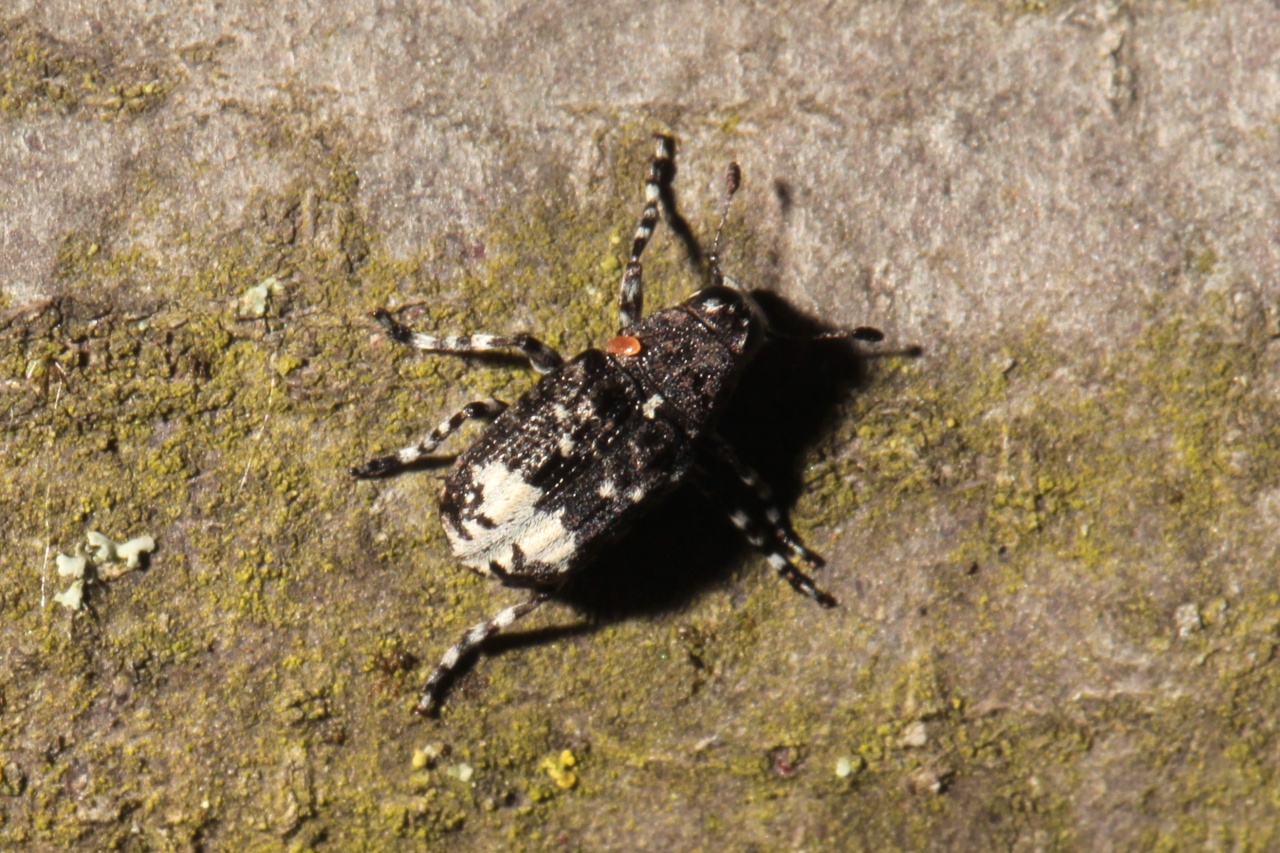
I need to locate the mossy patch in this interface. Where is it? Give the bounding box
[0,20,176,119]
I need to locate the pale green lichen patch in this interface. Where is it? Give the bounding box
[685,285,1279,843]
[50,530,155,610]
[237,276,286,320]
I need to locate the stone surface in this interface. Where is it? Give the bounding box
[2,2,1278,849]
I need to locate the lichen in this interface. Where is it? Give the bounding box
[49,530,155,610]
[0,20,176,118]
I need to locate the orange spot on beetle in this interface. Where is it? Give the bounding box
[605,335,642,356]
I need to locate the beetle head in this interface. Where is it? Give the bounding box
[683,276,768,359]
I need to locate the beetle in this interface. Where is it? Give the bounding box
[351,136,883,714]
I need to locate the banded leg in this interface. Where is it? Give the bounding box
[415,592,550,715]
[692,456,836,609]
[371,309,564,374]
[350,399,507,478]
[618,135,673,329]
[701,435,825,569]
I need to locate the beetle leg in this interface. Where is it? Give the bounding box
[618,135,673,329]
[722,502,836,607]
[415,592,550,716]
[618,261,644,330]
[692,442,836,607]
[350,399,507,478]
[369,309,564,374]
[698,435,825,569]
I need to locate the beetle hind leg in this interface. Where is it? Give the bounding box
[415,592,551,716]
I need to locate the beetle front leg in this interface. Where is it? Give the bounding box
[370,310,565,374]
[698,434,826,569]
[617,135,672,329]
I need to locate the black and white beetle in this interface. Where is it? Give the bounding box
[352,137,883,715]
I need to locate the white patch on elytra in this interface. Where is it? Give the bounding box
[515,511,578,569]
[597,479,616,499]
[626,486,646,503]
[552,403,572,422]
[642,394,662,419]
[558,434,576,455]
[445,459,577,575]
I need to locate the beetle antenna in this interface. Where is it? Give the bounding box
[708,161,740,287]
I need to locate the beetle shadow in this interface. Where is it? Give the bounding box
[655,149,705,278]
[546,292,895,622]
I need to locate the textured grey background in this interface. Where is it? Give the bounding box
[3,1,1279,850]
[8,1,1273,342]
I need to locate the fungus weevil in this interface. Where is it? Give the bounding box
[351,136,883,715]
